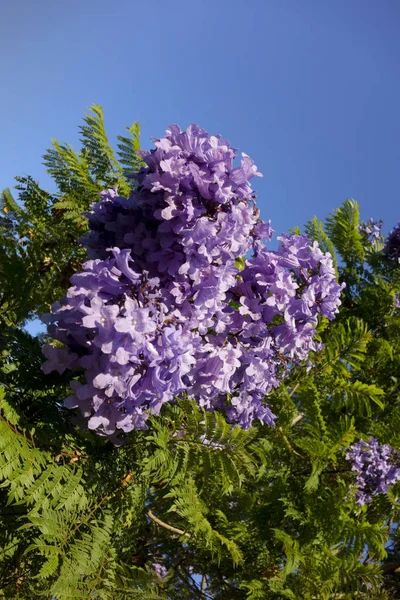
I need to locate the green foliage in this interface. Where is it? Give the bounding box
[1,110,400,598]
[0,104,141,326]
[325,199,365,265]
[143,399,258,492]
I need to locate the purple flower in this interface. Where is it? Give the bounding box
[384,222,400,262]
[42,124,345,437]
[151,563,167,579]
[345,437,400,505]
[359,218,382,243]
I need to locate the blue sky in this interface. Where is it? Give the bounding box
[1,0,399,336]
[2,0,399,232]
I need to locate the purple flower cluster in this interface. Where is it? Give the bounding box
[384,222,400,263]
[346,437,400,505]
[359,218,382,243]
[151,563,167,579]
[42,124,344,437]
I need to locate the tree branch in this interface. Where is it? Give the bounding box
[147,509,190,538]
[278,427,305,459]
[291,412,304,426]
[201,574,207,597]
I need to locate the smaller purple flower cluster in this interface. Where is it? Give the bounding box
[358,218,382,243]
[384,222,400,263]
[151,563,167,579]
[346,437,400,505]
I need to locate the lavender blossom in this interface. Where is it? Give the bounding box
[151,563,167,579]
[359,218,382,243]
[345,437,400,505]
[384,222,400,263]
[42,124,345,437]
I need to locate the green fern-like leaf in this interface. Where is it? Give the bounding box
[331,381,385,416]
[323,317,372,374]
[325,199,365,265]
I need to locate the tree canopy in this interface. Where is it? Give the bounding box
[1,106,400,599]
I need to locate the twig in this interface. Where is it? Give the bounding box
[88,551,107,599]
[66,492,110,543]
[291,412,304,426]
[179,567,214,600]
[0,416,35,447]
[147,509,190,538]
[278,427,305,459]
[200,574,207,597]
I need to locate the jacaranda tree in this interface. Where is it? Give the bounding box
[1,106,400,599]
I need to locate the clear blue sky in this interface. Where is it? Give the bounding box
[1,0,399,236]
